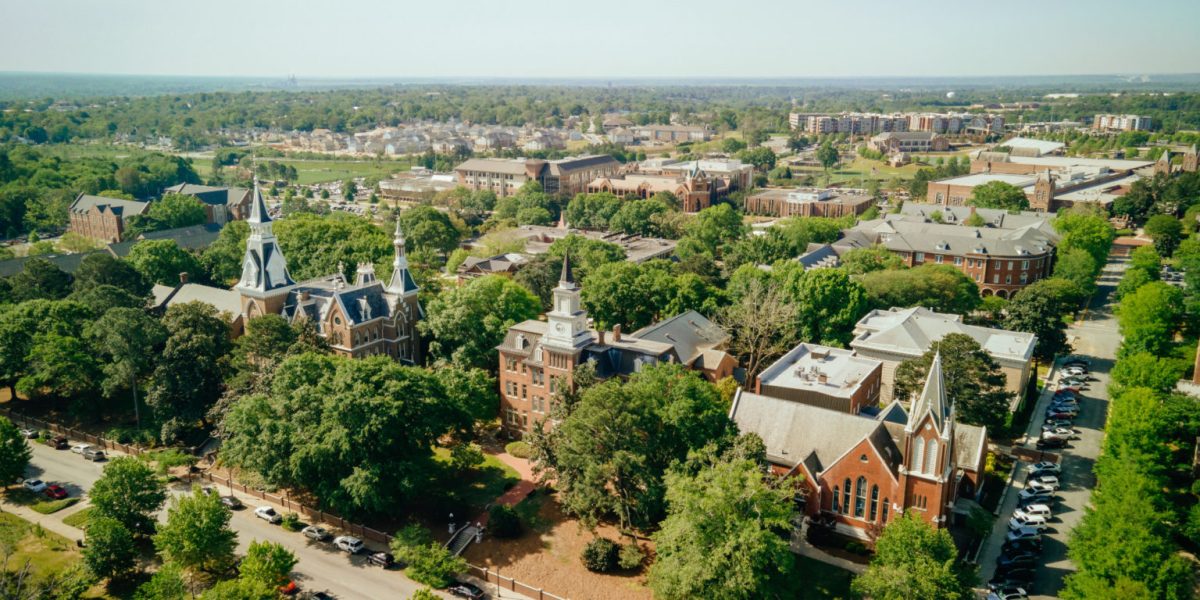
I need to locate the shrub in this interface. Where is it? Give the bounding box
[449,442,484,472]
[581,538,619,572]
[488,505,522,539]
[144,449,196,475]
[505,441,532,459]
[618,543,644,571]
[845,541,869,555]
[280,512,302,531]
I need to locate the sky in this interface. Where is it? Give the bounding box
[3,0,1199,79]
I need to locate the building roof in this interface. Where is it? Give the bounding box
[757,343,882,400]
[748,187,874,206]
[69,194,150,217]
[163,183,249,207]
[458,253,529,275]
[546,155,620,175]
[895,204,1055,231]
[140,223,223,250]
[796,243,842,270]
[935,173,1037,189]
[840,218,1056,258]
[873,131,938,141]
[454,158,534,176]
[630,310,728,366]
[999,137,1065,156]
[513,226,677,264]
[852,306,1036,364]
[153,282,243,317]
[0,251,101,278]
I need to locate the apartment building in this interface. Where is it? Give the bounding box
[790,112,1003,135]
[454,155,621,198]
[1092,114,1153,132]
[633,124,711,143]
[868,132,949,154]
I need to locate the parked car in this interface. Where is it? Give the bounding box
[1042,418,1074,428]
[447,581,487,600]
[1019,487,1054,502]
[333,536,363,554]
[44,485,68,500]
[49,436,69,450]
[367,551,394,567]
[1029,461,1061,475]
[1002,536,1042,553]
[255,506,282,524]
[82,447,105,462]
[1026,479,1058,493]
[299,593,334,600]
[1045,412,1077,422]
[19,428,37,439]
[1037,437,1068,450]
[1040,430,1072,443]
[1017,493,1055,509]
[990,569,1036,588]
[1014,503,1053,520]
[986,586,1028,600]
[302,525,329,541]
[996,552,1037,569]
[69,443,91,454]
[1009,514,1048,531]
[22,479,46,493]
[221,496,244,510]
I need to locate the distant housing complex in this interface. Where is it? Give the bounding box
[789,112,1004,136]
[1091,114,1152,132]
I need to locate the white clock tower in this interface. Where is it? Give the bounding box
[542,255,592,351]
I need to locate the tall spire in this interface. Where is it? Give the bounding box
[248,178,271,224]
[236,177,293,296]
[386,216,418,296]
[559,253,575,287]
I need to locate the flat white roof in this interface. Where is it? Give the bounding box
[757,343,881,399]
[1001,137,1065,155]
[940,173,1037,188]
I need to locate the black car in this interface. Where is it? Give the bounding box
[1037,437,1068,449]
[447,581,487,600]
[367,552,394,568]
[1002,539,1042,555]
[221,496,244,510]
[994,565,1037,581]
[50,436,69,450]
[997,553,1037,568]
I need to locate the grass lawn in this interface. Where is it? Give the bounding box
[283,158,414,185]
[4,488,80,514]
[793,555,857,599]
[0,511,80,581]
[431,447,521,515]
[62,507,93,530]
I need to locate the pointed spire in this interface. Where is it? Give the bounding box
[248,179,271,224]
[559,253,574,287]
[386,216,418,296]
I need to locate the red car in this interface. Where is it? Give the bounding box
[279,581,299,596]
[44,485,68,500]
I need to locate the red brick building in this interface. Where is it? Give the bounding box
[743,187,875,219]
[67,193,150,243]
[754,343,882,415]
[495,258,735,437]
[732,353,987,539]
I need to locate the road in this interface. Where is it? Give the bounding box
[20,442,531,600]
[976,256,1124,597]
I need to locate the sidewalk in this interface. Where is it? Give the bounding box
[474,450,538,526]
[0,499,86,542]
[790,530,867,574]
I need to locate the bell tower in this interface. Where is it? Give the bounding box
[384,217,422,364]
[543,255,591,351]
[236,182,294,319]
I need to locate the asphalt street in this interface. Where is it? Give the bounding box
[21,441,532,600]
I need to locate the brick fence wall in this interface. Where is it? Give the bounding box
[0,407,567,600]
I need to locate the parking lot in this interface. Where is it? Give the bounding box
[977,257,1124,598]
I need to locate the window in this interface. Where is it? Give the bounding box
[869,485,879,521]
[1006,275,1012,284]
[953,256,962,266]
[881,498,890,523]
[993,274,999,284]
[993,260,1001,269]
[854,477,866,518]
[832,486,840,513]
[1022,260,1029,270]
[520,384,527,399]
[1008,261,1014,270]
[912,437,925,473]
[915,252,925,262]
[1020,272,1028,283]
[842,479,851,514]
[935,255,943,264]
[925,439,938,475]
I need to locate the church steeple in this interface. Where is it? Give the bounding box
[386,217,418,297]
[543,254,591,350]
[237,181,294,297]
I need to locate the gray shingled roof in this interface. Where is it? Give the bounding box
[844,218,1055,257]
[69,194,150,217]
[630,310,728,365]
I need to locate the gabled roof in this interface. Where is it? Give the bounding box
[163,183,249,207]
[910,352,949,432]
[69,194,150,218]
[852,307,1037,364]
[630,310,728,365]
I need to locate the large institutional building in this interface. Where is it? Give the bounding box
[67,193,151,243]
[495,257,735,437]
[453,155,621,198]
[732,352,987,539]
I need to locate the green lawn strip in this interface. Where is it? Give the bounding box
[4,488,82,515]
[31,497,79,515]
[62,507,92,529]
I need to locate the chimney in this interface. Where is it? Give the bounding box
[178,272,189,284]
[597,330,606,345]
[612,324,622,342]
[817,372,828,384]
[300,291,310,302]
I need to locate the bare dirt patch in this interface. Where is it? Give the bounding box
[463,493,653,600]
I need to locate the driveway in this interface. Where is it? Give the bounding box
[976,256,1125,597]
[19,441,533,600]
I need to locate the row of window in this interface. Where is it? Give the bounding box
[831,476,890,523]
[503,408,528,428]
[911,437,940,476]
[915,253,1041,271]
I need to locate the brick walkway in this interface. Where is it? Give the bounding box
[474,451,538,526]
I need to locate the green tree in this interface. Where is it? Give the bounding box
[893,333,1010,431]
[400,205,462,257]
[154,487,238,574]
[609,198,671,237]
[736,147,777,171]
[860,264,980,315]
[815,142,839,172]
[83,516,138,581]
[130,194,207,235]
[683,204,744,257]
[200,220,249,285]
[238,540,297,588]
[1118,281,1184,356]
[6,258,73,302]
[852,512,976,600]
[1052,247,1100,296]
[0,417,31,486]
[721,138,747,154]
[564,192,622,230]
[969,181,1029,211]
[90,456,167,535]
[649,441,794,600]
[72,253,152,299]
[1055,207,1115,265]
[86,308,167,429]
[841,245,906,275]
[132,562,188,600]
[147,302,232,440]
[421,275,541,371]
[1110,353,1187,394]
[1144,214,1183,257]
[785,268,869,346]
[1005,283,1072,364]
[127,239,204,286]
[534,364,733,531]
[15,332,98,400]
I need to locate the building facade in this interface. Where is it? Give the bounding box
[67,193,150,243]
[743,187,875,218]
[235,185,422,362]
[454,155,621,198]
[162,183,252,225]
[1092,114,1152,132]
[732,353,987,539]
[869,132,949,154]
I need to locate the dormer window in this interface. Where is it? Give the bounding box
[515,334,527,349]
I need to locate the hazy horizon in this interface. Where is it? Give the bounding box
[3,0,1199,79]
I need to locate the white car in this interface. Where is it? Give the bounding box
[254,506,282,524]
[22,479,46,493]
[69,443,92,454]
[1062,367,1088,376]
[1040,430,1072,443]
[1009,514,1048,531]
[1014,503,1052,520]
[1019,487,1054,502]
[1041,426,1078,439]
[1027,479,1058,493]
[1029,461,1061,475]
[302,525,329,541]
[333,535,363,554]
[987,587,1028,600]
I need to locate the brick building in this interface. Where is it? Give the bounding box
[495,258,735,437]
[1092,114,1152,132]
[868,132,949,154]
[743,187,875,218]
[755,343,882,415]
[586,172,721,213]
[162,183,252,225]
[732,352,987,539]
[454,155,621,198]
[67,194,150,243]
